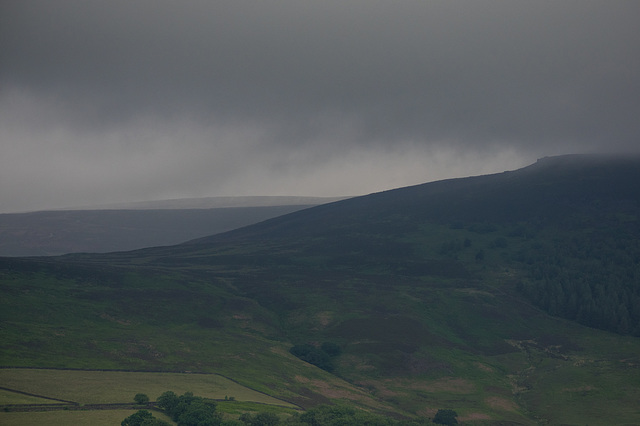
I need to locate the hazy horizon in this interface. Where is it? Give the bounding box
[2,1,639,213]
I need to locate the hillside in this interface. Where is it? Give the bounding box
[65,195,350,210]
[1,154,640,425]
[0,196,347,256]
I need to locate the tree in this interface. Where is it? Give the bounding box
[321,341,342,357]
[176,400,221,426]
[140,419,171,426]
[134,393,150,405]
[239,412,280,426]
[297,404,394,425]
[121,409,171,426]
[251,412,279,426]
[157,391,179,416]
[432,409,458,425]
[290,344,334,372]
[122,410,154,426]
[157,391,221,426]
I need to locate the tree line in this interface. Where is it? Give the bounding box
[516,227,640,336]
[121,391,458,425]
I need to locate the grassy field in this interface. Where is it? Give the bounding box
[0,368,297,407]
[0,388,56,405]
[0,368,302,426]
[0,409,176,426]
[0,403,301,426]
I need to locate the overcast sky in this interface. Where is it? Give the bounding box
[1,1,639,213]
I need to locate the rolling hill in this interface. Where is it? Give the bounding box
[0,196,346,256]
[1,154,640,425]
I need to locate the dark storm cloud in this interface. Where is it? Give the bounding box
[1,1,639,212]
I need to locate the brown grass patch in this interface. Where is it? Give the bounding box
[419,377,475,393]
[295,375,311,383]
[315,311,333,327]
[460,412,492,421]
[563,385,596,392]
[475,362,494,373]
[377,377,475,394]
[415,408,438,418]
[456,288,494,297]
[339,354,377,372]
[485,396,519,412]
[296,378,395,412]
[269,346,290,357]
[309,380,360,400]
[99,313,131,325]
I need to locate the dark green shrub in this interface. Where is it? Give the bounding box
[432,409,457,425]
[134,393,150,404]
[239,412,280,426]
[121,410,153,426]
[157,391,221,426]
[321,341,342,357]
[290,344,334,372]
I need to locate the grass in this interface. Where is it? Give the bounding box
[4,253,640,424]
[0,368,297,407]
[0,409,175,426]
[518,359,640,425]
[217,400,300,417]
[0,369,301,426]
[2,192,640,425]
[0,388,56,405]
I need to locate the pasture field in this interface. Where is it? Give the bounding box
[0,368,297,407]
[0,409,175,426]
[0,388,58,405]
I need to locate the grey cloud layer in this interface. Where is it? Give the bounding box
[1,1,639,211]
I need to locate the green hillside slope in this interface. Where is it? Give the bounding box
[2,154,639,424]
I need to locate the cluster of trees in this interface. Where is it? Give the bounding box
[122,391,221,426]
[516,229,640,336]
[122,410,170,426]
[289,342,341,372]
[157,391,221,426]
[121,392,457,426]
